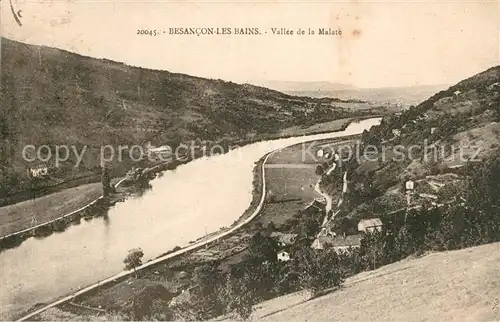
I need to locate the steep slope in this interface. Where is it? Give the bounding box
[0,37,377,201]
[322,66,500,227]
[251,242,500,321]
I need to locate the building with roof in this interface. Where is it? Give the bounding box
[312,234,362,252]
[405,179,415,191]
[270,232,297,247]
[277,250,291,262]
[27,164,49,178]
[392,129,401,137]
[358,218,383,233]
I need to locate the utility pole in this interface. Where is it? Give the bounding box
[373,248,376,270]
[27,168,42,226]
[404,179,415,223]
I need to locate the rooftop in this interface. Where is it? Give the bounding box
[318,234,362,248]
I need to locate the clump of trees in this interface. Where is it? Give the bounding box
[171,230,346,320]
[124,248,144,277]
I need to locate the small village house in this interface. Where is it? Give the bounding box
[405,179,415,191]
[146,143,172,160]
[312,234,362,252]
[277,250,291,262]
[27,164,48,178]
[270,232,297,247]
[358,218,383,233]
[392,129,401,137]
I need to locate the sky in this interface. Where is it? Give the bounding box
[1,0,499,88]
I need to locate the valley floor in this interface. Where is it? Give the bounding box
[0,117,358,239]
[250,242,500,321]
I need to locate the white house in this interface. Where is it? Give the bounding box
[147,145,172,160]
[430,127,437,134]
[316,149,324,158]
[358,218,383,233]
[454,90,461,97]
[277,250,291,262]
[27,165,48,178]
[312,235,362,253]
[392,129,401,137]
[405,180,415,191]
[271,232,297,247]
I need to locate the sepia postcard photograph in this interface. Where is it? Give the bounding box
[0,0,499,321]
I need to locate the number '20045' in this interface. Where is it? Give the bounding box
[137,29,157,36]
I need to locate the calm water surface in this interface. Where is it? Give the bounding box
[0,118,381,319]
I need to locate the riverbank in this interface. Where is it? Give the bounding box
[6,118,382,321]
[0,116,367,243]
[28,135,362,320]
[0,177,128,251]
[0,183,102,238]
[0,116,362,209]
[14,151,270,321]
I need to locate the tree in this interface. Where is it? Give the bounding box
[247,232,279,264]
[315,164,324,176]
[266,221,277,235]
[291,246,344,296]
[217,271,258,320]
[188,264,223,319]
[101,166,111,197]
[265,189,276,203]
[193,264,221,293]
[124,248,144,277]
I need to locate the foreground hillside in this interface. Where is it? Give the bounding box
[251,242,500,321]
[0,37,380,202]
[37,242,500,321]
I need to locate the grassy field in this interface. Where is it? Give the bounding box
[0,182,102,237]
[267,144,321,165]
[278,118,352,137]
[258,138,353,227]
[259,167,319,227]
[258,137,359,227]
[250,242,500,321]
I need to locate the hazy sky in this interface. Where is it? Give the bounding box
[1,0,499,88]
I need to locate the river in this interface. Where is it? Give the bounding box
[0,117,381,319]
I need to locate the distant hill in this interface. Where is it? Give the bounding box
[285,84,450,107]
[259,80,356,93]
[0,37,378,200]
